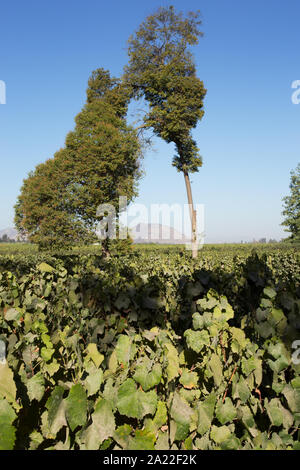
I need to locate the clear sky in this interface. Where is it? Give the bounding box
[0,0,299,243]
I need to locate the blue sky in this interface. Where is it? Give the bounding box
[0,0,299,243]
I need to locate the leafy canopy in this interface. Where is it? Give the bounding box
[0,247,299,450]
[282,163,300,243]
[124,6,206,173]
[15,68,142,249]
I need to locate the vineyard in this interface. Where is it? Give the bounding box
[0,243,299,450]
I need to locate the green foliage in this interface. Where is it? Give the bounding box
[282,163,300,243]
[0,246,299,449]
[0,399,16,450]
[125,5,206,174]
[15,68,142,251]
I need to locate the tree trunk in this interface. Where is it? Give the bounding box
[101,221,111,258]
[183,171,198,258]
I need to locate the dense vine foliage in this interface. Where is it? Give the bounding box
[0,244,299,450]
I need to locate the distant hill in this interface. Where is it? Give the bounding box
[130,223,190,244]
[0,224,190,245]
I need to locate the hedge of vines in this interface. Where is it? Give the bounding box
[0,248,299,450]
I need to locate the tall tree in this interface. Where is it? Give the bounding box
[15,68,142,250]
[281,163,300,243]
[14,154,92,249]
[124,6,206,257]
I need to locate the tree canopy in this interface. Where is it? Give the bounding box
[15,68,142,249]
[282,163,300,243]
[124,5,206,174]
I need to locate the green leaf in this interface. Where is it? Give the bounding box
[184,329,210,353]
[84,364,103,396]
[4,308,20,322]
[170,392,194,441]
[41,333,52,348]
[195,434,210,450]
[183,435,194,450]
[41,347,54,362]
[256,308,268,322]
[241,356,257,376]
[128,429,156,450]
[115,335,132,367]
[282,384,300,414]
[208,354,223,387]
[133,359,162,391]
[179,368,198,389]
[255,321,274,338]
[83,399,115,450]
[268,356,290,373]
[171,420,189,442]
[164,343,180,383]
[241,405,257,437]
[65,384,87,432]
[46,386,67,436]
[291,377,300,389]
[108,350,118,373]
[192,312,204,330]
[0,363,16,403]
[253,358,263,386]
[197,393,216,436]
[263,287,276,299]
[29,430,43,450]
[265,399,283,427]
[26,372,45,402]
[37,262,55,273]
[153,401,168,429]
[117,378,157,420]
[235,378,251,403]
[210,425,231,444]
[231,327,247,349]
[85,343,104,368]
[114,424,132,449]
[102,378,118,410]
[219,296,234,320]
[260,298,272,308]
[180,388,201,403]
[220,435,240,450]
[215,398,237,424]
[22,344,39,366]
[269,308,286,328]
[155,431,170,450]
[198,296,218,311]
[282,407,294,430]
[43,358,60,377]
[0,423,16,450]
[0,398,16,425]
[43,283,52,298]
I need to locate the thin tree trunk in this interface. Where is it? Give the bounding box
[101,221,111,258]
[183,171,198,258]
